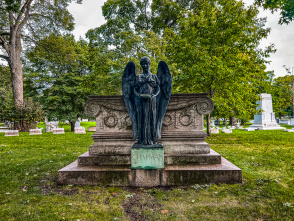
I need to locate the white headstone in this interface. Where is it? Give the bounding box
[245,94,285,131]
[75,121,81,128]
[5,130,19,136]
[210,120,215,127]
[29,128,42,135]
[283,129,294,132]
[53,128,65,134]
[291,118,294,126]
[45,121,59,132]
[74,127,86,134]
[210,128,219,134]
[221,129,232,133]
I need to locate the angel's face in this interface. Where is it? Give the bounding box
[141,62,150,73]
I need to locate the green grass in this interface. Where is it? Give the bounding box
[0,124,293,220]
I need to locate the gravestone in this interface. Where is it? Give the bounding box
[221,129,232,133]
[45,121,58,132]
[245,94,285,131]
[5,130,19,136]
[29,128,42,135]
[74,121,86,134]
[53,128,65,134]
[58,94,242,186]
[210,120,215,127]
[88,127,96,132]
[291,118,294,126]
[279,119,290,125]
[210,128,219,134]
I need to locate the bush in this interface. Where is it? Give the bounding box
[1,98,44,132]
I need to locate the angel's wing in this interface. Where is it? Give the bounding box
[122,61,138,139]
[156,61,172,139]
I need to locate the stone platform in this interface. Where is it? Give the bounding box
[58,94,242,186]
[58,154,241,187]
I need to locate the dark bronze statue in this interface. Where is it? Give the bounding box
[122,57,172,146]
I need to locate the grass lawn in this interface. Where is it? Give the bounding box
[0,122,293,220]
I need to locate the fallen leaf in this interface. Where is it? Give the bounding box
[5,192,11,195]
[125,194,133,198]
[68,203,72,206]
[61,213,65,216]
[161,210,168,214]
[23,186,28,191]
[28,212,31,215]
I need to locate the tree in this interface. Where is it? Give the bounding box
[271,75,293,117]
[24,34,90,131]
[164,0,275,130]
[85,0,197,93]
[0,64,13,121]
[0,0,81,106]
[254,0,294,24]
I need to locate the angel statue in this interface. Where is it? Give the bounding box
[122,57,172,146]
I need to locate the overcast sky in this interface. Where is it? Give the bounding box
[68,0,294,78]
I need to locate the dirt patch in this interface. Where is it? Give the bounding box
[123,192,162,221]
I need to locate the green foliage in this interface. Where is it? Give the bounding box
[271,75,293,117]
[24,34,90,126]
[0,65,13,116]
[0,98,44,131]
[255,0,294,24]
[164,0,274,119]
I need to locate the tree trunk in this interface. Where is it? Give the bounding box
[9,32,23,106]
[230,117,237,126]
[206,114,211,136]
[70,122,75,132]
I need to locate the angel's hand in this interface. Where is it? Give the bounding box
[140,94,152,100]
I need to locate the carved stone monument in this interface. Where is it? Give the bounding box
[245,93,285,131]
[58,93,242,186]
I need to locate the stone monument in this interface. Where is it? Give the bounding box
[245,93,285,131]
[45,121,58,132]
[58,58,241,187]
[74,121,86,134]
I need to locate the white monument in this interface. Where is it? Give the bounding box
[74,120,86,134]
[245,93,285,131]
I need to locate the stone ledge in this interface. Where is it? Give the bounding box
[58,157,242,186]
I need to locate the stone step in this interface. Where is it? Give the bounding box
[58,157,242,187]
[78,149,221,166]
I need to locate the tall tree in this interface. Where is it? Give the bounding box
[164,0,275,128]
[24,34,90,131]
[0,0,81,105]
[254,0,294,24]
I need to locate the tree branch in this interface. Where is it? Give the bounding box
[0,35,9,53]
[29,13,57,24]
[18,0,33,32]
[0,54,10,63]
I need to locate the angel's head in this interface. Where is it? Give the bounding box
[140,57,151,73]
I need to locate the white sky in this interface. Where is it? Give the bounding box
[61,0,294,78]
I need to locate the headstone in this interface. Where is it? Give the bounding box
[210,128,219,134]
[221,129,232,133]
[283,129,294,132]
[279,119,290,125]
[88,127,96,132]
[82,119,89,122]
[53,128,65,134]
[244,128,256,131]
[74,121,80,128]
[29,128,42,135]
[244,93,285,131]
[0,126,10,132]
[236,123,241,129]
[45,117,48,124]
[291,118,294,126]
[45,121,59,132]
[5,130,19,136]
[210,120,215,127]
[74,127,86,134]
[214,120,220,125]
